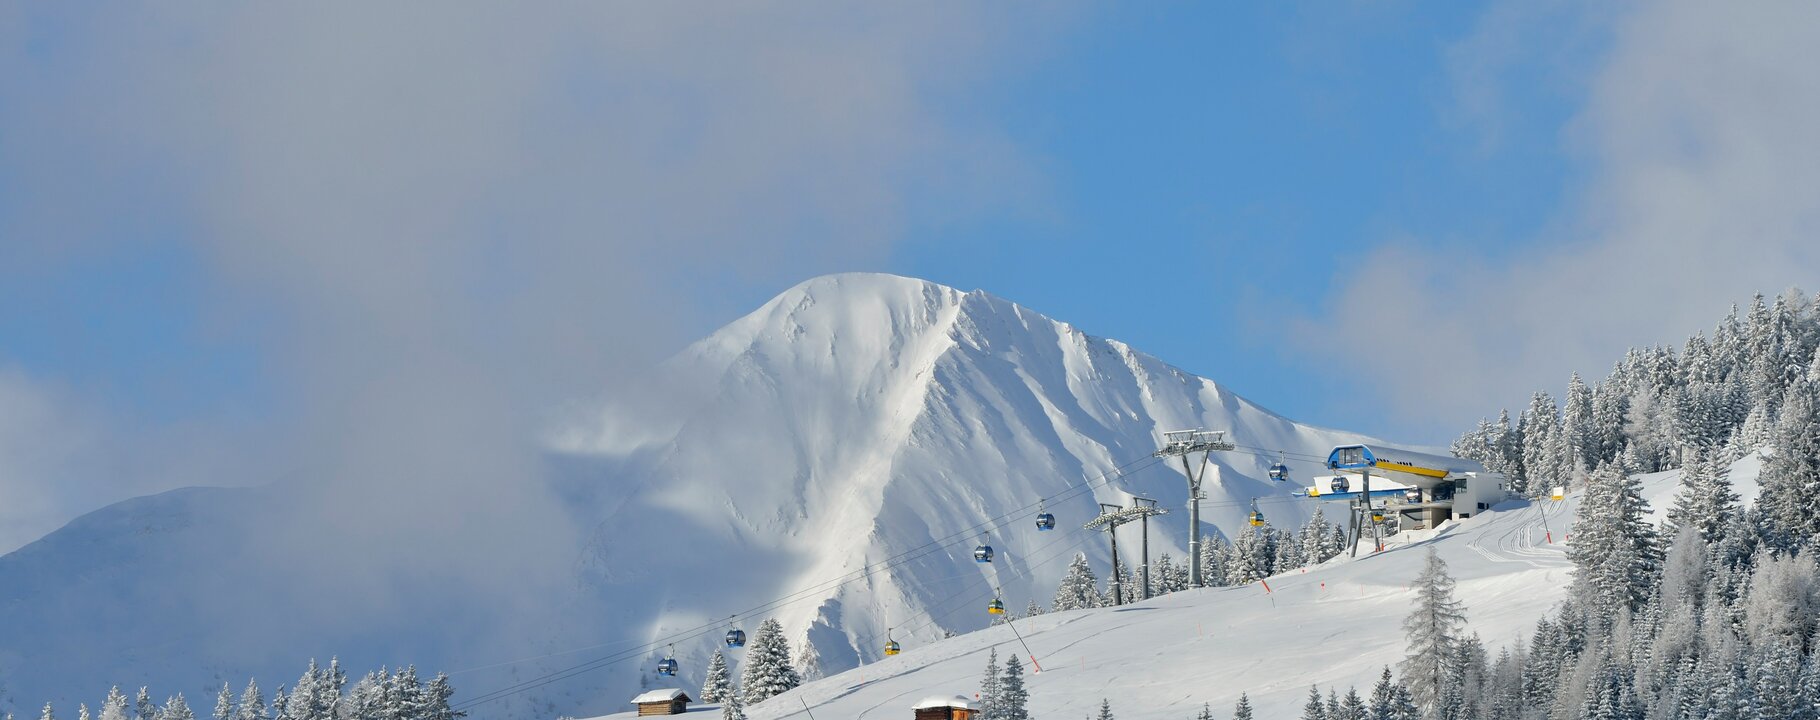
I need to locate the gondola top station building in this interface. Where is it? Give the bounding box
[1312,444,1509,531]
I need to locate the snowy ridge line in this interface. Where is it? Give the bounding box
[454,453,1170,711]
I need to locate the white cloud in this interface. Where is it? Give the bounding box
[0,0,1076,633]
[1300,0,1820,436]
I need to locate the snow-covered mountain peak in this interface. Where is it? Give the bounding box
[1,272,1392,718]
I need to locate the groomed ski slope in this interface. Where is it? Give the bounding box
[726,455,1762,720]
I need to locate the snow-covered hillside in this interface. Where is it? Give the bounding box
[722,453,1764,720]
[0,273,1407,716]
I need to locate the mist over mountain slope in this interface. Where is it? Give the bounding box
[0,273,1395,717]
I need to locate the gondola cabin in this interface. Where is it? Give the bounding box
[630,689,692,716]
[912,696,976,720]
[973,545,994,563]
[656,657,678,676]
[1248,510,1265,527]
[884,640,901,656]
[1036,512,1056,531]
[1269,463,1290,482]
[987,598,1004,615]
[724,629,746,648]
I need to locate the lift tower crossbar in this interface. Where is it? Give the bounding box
[1153,429,1235,587]
[1084,502,1163,605]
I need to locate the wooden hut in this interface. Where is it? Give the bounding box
[630,689,693,716]
[911,695,976,720]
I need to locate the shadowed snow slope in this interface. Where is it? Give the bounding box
[2,273,1413,717]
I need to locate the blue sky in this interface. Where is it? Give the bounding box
[4,1,1818,548]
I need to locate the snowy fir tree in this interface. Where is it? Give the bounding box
[701,650,732,704]
[1153,553,1179,595]
[1665,449,1741,545]
[212,686,231,720]
[1759,384,1820,554]
[1300,507,1337,566]
[1567,465,1663,618]
[978,648,1001,720]
[1337,688,1367,720]
[153,696,192,720]
[98,689,129,720]
[739,618,800,705]
[1299,686,1326,720]
[1095,699,1113,720]
[267,687,287,720]
[40,704,54,720]
[719,688,746,720]
[1231,693,1254,720]
[1196,703,1213,720]
[1398,548,1467,714]
[1024,599,1044,617]
[1053,553,1100,611]
[135,690,153,720]
[79,707,90,720]
[1201,535,1232,588]
[999,654,1029,720]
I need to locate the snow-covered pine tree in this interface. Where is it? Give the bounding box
[1758,384,1820,554]
[1300,507,1335,565]
[978,648,1002,720]
[1053,553,1100,611]
[40,703,54,720]
[1664,449,1741,546]
[999,654,1029,720]
[1094,699,1113,720]
[739,618,800,705]
[99,688,130,720]
[1201,535,1231,588]
[1387,682,1419,720]
[422,673,460,720]
[1299,686,1326,720]
[701,650,733,703]
[1398,548,1467,715]
[1023,599,1043,617]
[345,673,381,720]
[1273,528,1305,572]
[394,666,432,720]
[1231,693,1254,720]
[1153,554,1177,595]
[1520,392,1561,494]
[1567,464,1663,618]
[1742,552,1820,653]
[1449,633,1487,720]
[266,687,289,720]
[1196,703,1213,720]
[1336,687,1367,720]
[155,696,193,720]
[719,688,746,720]
[79,706,90,720]
[1226,525,1271,585]
[213,685,232,720]
[1483,647,1523,720]
[135,689,154,720]
[1368,668,1397,720]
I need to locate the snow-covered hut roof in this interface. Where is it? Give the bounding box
[911,696,976,710]
[631,689,690,704]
